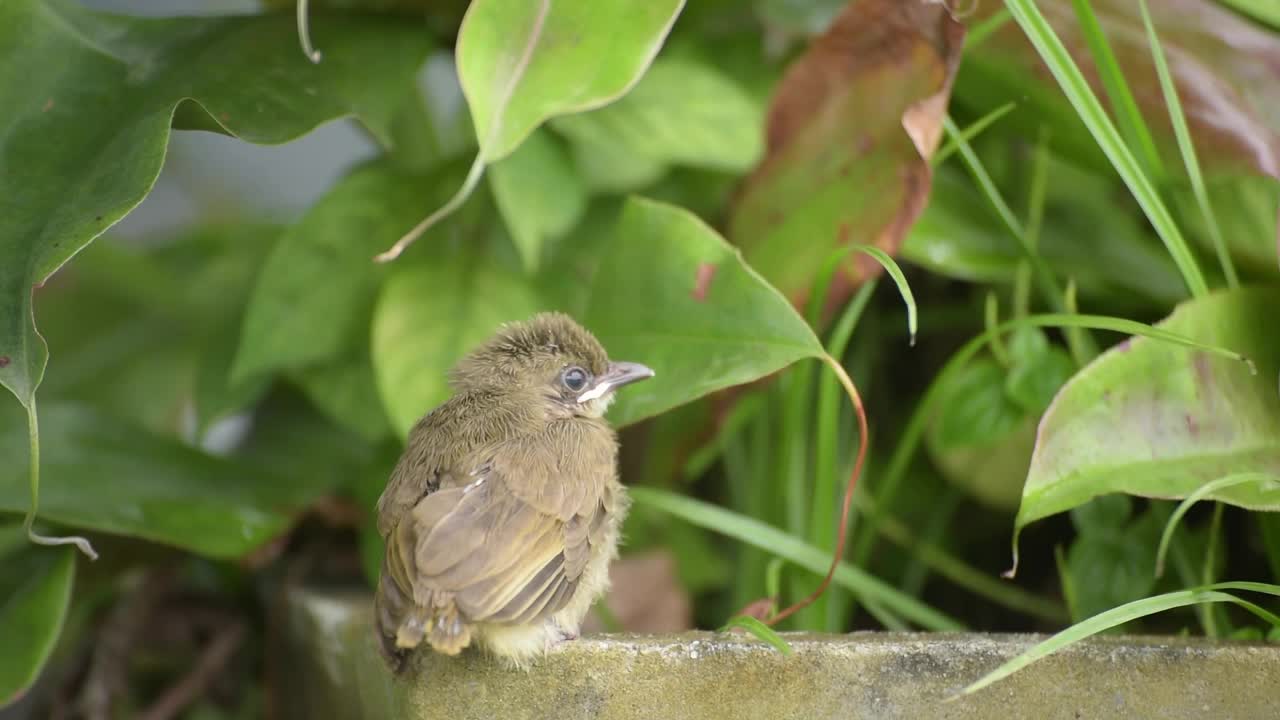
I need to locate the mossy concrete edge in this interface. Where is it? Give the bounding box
[281,587,1280,720]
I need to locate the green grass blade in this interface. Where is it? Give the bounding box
[859,498,1069,623]
[853,246,917,345]
[934,102,1017,167]
[942,116,1078,326]
[810,281,877,630]
[805,244,917,346]
[1138,0,1237,288]
[720,615,795,656]
[631,487,965,631]
[959,582,1280,696]
[1002,0,1209,297]
[966,8,1014,49]
[1069,0,1164,180]
[1155,475,1278,579]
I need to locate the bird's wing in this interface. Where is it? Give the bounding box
[376,404,459,538]
[404,437,613,625]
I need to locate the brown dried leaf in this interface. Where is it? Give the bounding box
[971,0,1279,176]
[731,0,965,308]
[583,550,692,633]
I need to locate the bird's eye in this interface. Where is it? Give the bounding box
[562,366,589,392]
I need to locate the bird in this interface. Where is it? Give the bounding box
[373,312,654,673]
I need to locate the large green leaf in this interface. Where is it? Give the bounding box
[488,129,586,272]
[0,528,73,709]
[457,0,686,163]
[1016,287,1280,534]
[585,197,824,427]
[550,56,764,174]
[0,0,431,409]
[0,403,344,558]
[372,250,545,438]
[232,160,470,383]
[730,0,965,306]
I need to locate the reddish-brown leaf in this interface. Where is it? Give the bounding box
[730,0,965,310]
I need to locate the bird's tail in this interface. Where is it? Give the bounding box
[374,533,473,672]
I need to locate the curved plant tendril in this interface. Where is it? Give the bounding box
[296,0,322,63]
[763,353,867,627]
[24,400,97,560]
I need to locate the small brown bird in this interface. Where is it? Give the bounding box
[374,313,653,672]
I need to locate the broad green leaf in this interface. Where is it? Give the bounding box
[566,134,667,194]
[550,56,764,173]
[932,359,1025,450]
[731,0,964,305]
[0,0,432,408]
[233,161,472,383]
[0,403,343,558]
[1066,523,1158,622]
[1017,287,1280,534]
[0,531,73,709]
[584,197,824,427]
[1005,334,1075,416]
[488,129,586,272]
[457,0,686,163]
[372,253,545,438]
[291,350,393,443]
[195,316,271,435]
[35,225,277,435]
[1069,494,1132,534]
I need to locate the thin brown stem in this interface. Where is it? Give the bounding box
[765,354,868,626]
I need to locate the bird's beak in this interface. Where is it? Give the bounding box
[577,361,654,402]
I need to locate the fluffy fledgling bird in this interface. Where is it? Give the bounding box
[374,313,653,672]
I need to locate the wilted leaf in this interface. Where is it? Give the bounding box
[458,0,686,163]
[962,0,1279,182]
[0,403,342,558]
[0,0,432,409]
[488,129,586,272]
[551,56,764,174]
[586,198,825,427]
[731,0,965,307]
[1017,287,1280,535]
[0,530,73,709]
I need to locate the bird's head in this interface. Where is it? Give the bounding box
[450,313,654,419]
